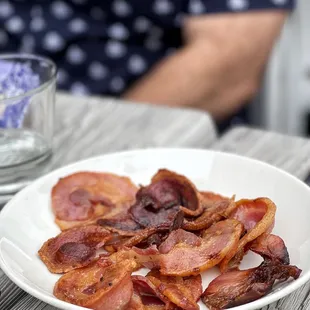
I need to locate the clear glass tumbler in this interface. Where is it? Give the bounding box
[0,54,56,194]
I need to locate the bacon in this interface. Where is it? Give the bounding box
[158,229,201,254]
[220,198,276,272]
[130,271,202,310]
[38,225,111,273]
[97,217,142,236]
[250,234,290,265]
[151,169,203,217]
[129,170,203,229]
[52,172,138,230]
[160,220,243,276]
[147,270,202,310]
[129,275,167,310]
[202,261,301,309]
[128,291,166,310]
[98,209,183,240]
[182,197,235,231]
[132,275,168,303]
[131,245,161,270]
[122,226,169,249]
[230,198,272,231]
[132,220,243,276]
[54,257,137,309]
[199,191,229,209]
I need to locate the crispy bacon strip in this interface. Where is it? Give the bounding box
[129,276,167,310]
[133,220,243,276]
[147,270,202,310]
[220,198,276,272]
[98,209,183,240]
[130,170,203,229]
[128,291,166,310]
[202,261,301,309]
[199,191,229,209]
[121,226,169,249]
[160,220,243,276]
[130,271,202,310]
[250,234,290,265]
[97,217,142,237]
[52,172,138,230]
[38,225,111,273]
[54,257,137,309]
[182,197,235,231]
[158,229,201,254]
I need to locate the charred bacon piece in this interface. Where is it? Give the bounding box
[250,234,290,265]
[202,261,301,310]
[129,170,203,229]
[38,225,111,273]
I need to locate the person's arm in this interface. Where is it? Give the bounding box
[123,11,288,120]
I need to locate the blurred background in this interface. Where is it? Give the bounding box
[0,0,309,137]
[251,0,310,137]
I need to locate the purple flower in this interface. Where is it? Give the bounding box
[0,61,40,129]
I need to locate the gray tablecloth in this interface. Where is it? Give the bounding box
[1,93,310,310]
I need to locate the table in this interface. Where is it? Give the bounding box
[1,93,310,310]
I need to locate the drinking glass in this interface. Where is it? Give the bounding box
[0,54,56,196]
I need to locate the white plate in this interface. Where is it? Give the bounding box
[1,148,310,310]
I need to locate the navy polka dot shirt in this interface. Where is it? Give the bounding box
[0,0,294,97]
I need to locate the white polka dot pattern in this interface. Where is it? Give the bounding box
[272,0,288,5]
[0,1,14,19]
[107,23,129,40]
[68,18,88,33]
[50,1,72,19]
[133,16,151,33]
[57,69,69,85]
[30,17,46,32]
[112,0,132,17]
[105,40,127,58]
[189,0,206,14]
[66,45,87,64]
[43,31,65,52]
[70,82,90,95]
[5,16,24,33]
[128,55,147,74]
[88,62,108,80]
[227,0,249,11]
[153,0,175,15]
[110,76,125,92]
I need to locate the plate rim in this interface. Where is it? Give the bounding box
[1,147,310,310]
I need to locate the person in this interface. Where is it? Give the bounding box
[0,0,294,127]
